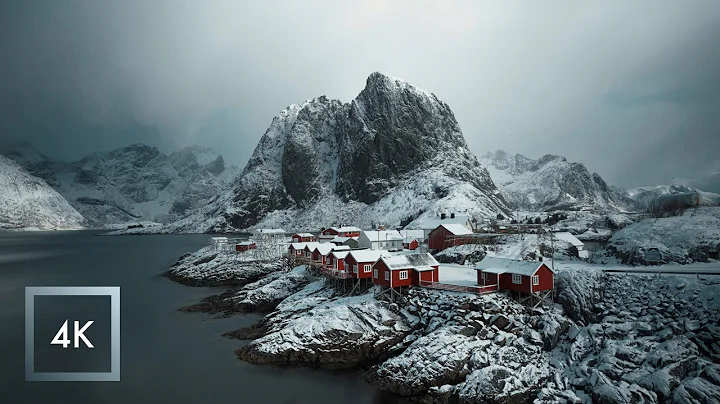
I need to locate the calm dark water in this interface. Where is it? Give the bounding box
[0,231,387,404]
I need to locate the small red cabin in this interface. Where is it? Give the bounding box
[474,256,555,294]
[302,242,320,258]
[372,253,440,288]
[291,233,315,243]
[236,241,257,252]
[329,250,350,271]
[321,226,362,238]
[345,250,390,279]
[288,242,308,256]
[404,239,420,250]
[428,224,473,251]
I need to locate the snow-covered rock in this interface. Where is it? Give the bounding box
[3,142,239,227]
[481,150,636,213]
[628,184,720,210]
[607,207,720,264]
[166,245,281,287]
[152,72,511,233]
[0,154,85,230]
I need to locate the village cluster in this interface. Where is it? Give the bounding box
[209,213,585,305]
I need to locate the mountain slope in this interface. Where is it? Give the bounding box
[3,142,239,227]
[481,150,636,213]
[0,155,85,230]
[162,73,511,233]
[628,184,720,209]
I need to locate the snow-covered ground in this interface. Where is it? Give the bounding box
[438,264,477,286]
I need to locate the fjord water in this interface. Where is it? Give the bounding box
[0,231,385,404]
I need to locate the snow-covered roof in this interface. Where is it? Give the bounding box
[380,253,439,272]
[237,241,255,246]
[347,249,391,263]
[361,230,404,242]
[290,242,307,250]
[329,250,350,259]
[418,215,470,230]
[210,236,229,242]
[552,231,584,247]
[331,236,359,243]
[435,223,473,236]
[329,226,361,232]
[255,228,286,234]
[292,232,314,237]
[303,242,321,251]
[314,244,350,256]
[475,256,553,276]
[398,230,426,242]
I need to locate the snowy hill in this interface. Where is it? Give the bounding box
[481,150,636,213]
[0,155,85,230]
[3,142,239,227]
[155,72,512,233]
[628,184,720,210]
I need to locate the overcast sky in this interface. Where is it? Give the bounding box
[1,1,719,189]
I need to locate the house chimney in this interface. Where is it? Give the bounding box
[451,213,455,219]
[441,213,446,220]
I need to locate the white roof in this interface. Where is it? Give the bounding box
[361,230,404,242]
[329,250,350,259]
[380,253,439,272]
[290,242,307,250]
[398,230,426,242]
[329,226,362,232]
[237,241,255,246]
[303,242,321,251]
[552,231,584,247]
[331,236,358,243]
[314,244,350,256]
[210,236,229,241]
[435,223,473,235]
[419,215,470,230]
[292,233,314,237]
[475,256,553,276]
[347,249,391,263]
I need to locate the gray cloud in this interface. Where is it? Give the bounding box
[1,1,719,188]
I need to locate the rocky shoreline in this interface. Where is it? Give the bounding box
[167,246,720,403]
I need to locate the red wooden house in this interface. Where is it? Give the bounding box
[345,250,391,279]
[428,224,473,251]
[372,253,440,288]
[328,250,350,271]
[291,233,315,243]
[321,226,362,238]
[288,242,308,256]
[302,242,320,258]
[312,244,350,266]
[474,256,555,294]
[235,241,257,252]
[405,239,420,250]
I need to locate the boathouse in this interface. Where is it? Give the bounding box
[474,256,554,294]
[235,241,257,252]
[428,223,473,251]
[372,253,440,288]
[328,250,350,271]
[288,242,307,256]
[291,233,315,243]
[345,249,391,279]
[312,244,350,266]
[302,242,321,258]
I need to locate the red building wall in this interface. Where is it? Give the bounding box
[408,240,419,250]
[499,273,530,293]
[531,264,554,292]
[414,267,439,285]
[428,227,471,251]
[372,260,413,288]
[476,271,499,286]
[344,255,375,279]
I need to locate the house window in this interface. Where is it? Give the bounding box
[532,275,539,286]
[399,271,408,280]
[512,274,522,284]
[374,269,378,278]
[384,271,389,281]
[364,264,371,273]
[482,273,486,280]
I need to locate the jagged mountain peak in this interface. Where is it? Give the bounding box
[483,150,635,213]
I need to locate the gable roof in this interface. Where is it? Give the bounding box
[290,242,307,250]
[475,256,554,276]
[292,232,314,238]
[329,226,361,233]
[329,250,350,259]
[314,244,350,256]
[552,231,584,247]
[347,249,391,263]
[380,253,439,272]
[237,241,256,246]
[398,229,426,242]
[433,223,473,236]
[361,230,404,242]
[418,214,471,230]
[302,242,320,251]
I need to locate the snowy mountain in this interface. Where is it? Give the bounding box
[3,142,239,227]
[161,72,511,233]
[481,150,636,213]
[0,155,85,230]
[628,184,720,209]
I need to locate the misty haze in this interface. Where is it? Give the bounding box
[1,2,720,404]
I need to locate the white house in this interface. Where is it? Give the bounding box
[410,213,474,240]
[552,231,589,259]
[358,230,404,251]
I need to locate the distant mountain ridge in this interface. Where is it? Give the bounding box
[3,142,239,227]
[481,150,636,213]
[157,72,512,233]
[0,154,85,230]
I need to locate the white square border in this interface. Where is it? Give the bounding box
[25,286,120,382]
